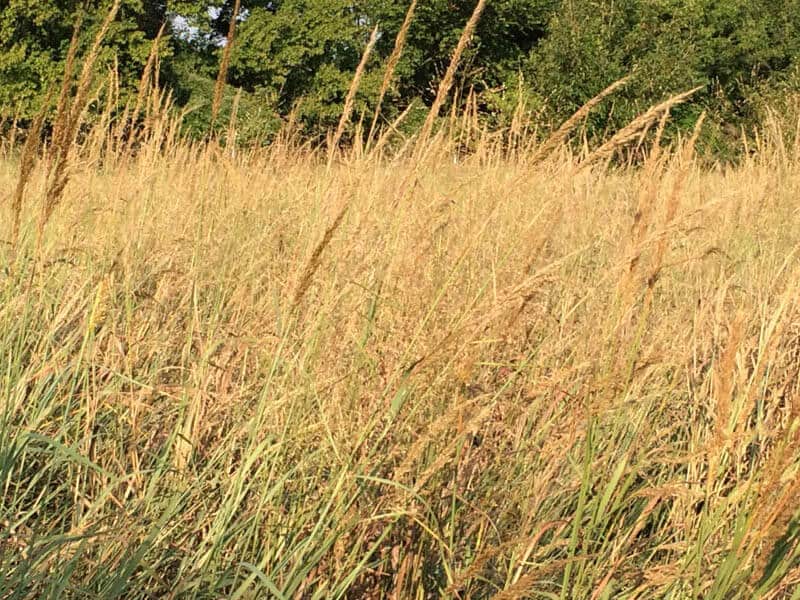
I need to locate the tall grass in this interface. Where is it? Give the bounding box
[2,105,800,597]
[2,11,800,600]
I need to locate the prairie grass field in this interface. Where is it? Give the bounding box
[1,116,800,598]
[4,0,800,595]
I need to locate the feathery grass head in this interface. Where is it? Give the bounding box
[210,0,241,128]
[416,0,487,152]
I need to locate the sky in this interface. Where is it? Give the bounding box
[169,6,251,47]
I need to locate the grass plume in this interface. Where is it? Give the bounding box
[580,86,703,167]
[329,25,380,163]
[531,75,632,162]
[39,0,121,248]
[367,0,419,148]
[417,0,487,150]
[210,0,241,128]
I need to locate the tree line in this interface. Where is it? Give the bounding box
[2,0,800,155]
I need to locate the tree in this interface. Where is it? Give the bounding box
[526,0,800,149]
[3,0,800,152]
[172,0,559,135]
[0,0,171,119]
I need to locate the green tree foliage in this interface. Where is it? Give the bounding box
[169,0,556,135]
[230,1,373,133]
[2,0,800,151]
[0,0,169,119]
[527,0,800,148]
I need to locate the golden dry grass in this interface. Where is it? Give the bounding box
[1,116,799,597]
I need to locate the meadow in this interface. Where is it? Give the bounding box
[1,98,800,599]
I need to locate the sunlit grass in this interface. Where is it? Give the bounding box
[1,123,799,598]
